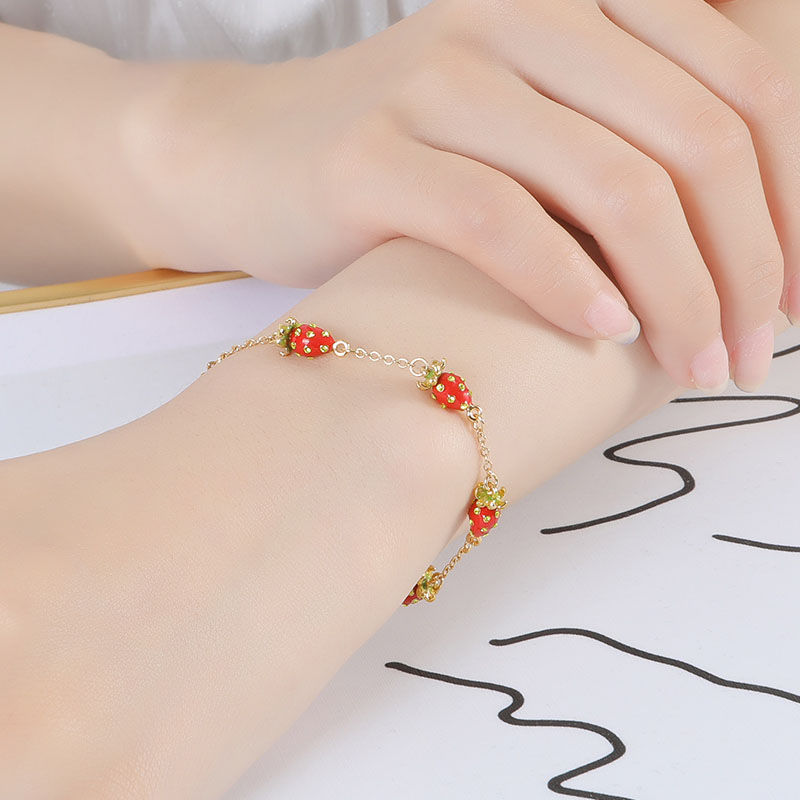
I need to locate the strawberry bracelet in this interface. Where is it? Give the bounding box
[206,317,507,607]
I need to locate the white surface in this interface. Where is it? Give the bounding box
[0,278,308,457]
[2,283,799,800]
[0,0,432,61]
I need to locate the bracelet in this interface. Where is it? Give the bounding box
[206,318,507,607]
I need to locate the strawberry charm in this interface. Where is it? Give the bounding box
[274,318,299,351]
[431,372,472,410]
[469,503,501,537]
[417,359,447,390]
[402,566,443,605]
[468,481,507,538]
[290,323,335,358]
[474,482,507,510]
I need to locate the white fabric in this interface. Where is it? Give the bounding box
[0,0,431,61]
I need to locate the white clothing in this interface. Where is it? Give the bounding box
[0,0,431,61]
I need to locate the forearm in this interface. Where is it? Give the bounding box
[0,233,693,798]
[2,227,793,798]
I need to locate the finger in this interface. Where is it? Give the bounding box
[597,0,800,370]
[395,60,727,391]
[355,136,642,346]
[493,4,783,391]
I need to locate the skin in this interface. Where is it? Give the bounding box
[2,0,800,392]
[0,0,797,796]
[0,232,792,798]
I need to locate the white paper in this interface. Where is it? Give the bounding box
[2,280,798,800]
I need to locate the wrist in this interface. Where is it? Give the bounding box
[34,49,183,275]
[0,29,155,280]
[110,56,307,274]
[101,58,203,271]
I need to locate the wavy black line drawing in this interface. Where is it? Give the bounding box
[774,342,800,359]
[385,660,632,800]
[489,628,800,704]
[383,345,800,797]
[712,534,800,553]
[386,627,800,799]
[540,394,800,535]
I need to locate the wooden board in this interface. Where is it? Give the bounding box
[0,269,248,314]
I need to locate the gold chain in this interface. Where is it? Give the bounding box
[205,318,506,606]
[440,531,481,578]
[330,338,431,377]
[206,334,276,370]
[466,406,499,488]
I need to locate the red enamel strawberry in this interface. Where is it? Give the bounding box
[402,589,418,606]
[290,323,335,358]
[468,502,501,537]
[431,372,472,410]
[402,566,440,605]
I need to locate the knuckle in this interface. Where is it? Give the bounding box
[526,244,586,298]
[741,255,785,302]
[398,46,470,108]
[436,0,503,50]
[454,181,530,250]
[734,50,798,119]
[675,278,721,327]
[679,101,753,170]
[596,158,676,230]
[317,110,395,215]
[455,174,584,295]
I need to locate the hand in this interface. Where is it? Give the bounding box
[125,0,800,393]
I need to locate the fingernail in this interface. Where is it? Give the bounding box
[730,321,775,393]
[689,333,730,394]
[785,275,800,326]
[584,291,640,344]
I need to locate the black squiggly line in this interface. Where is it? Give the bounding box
[712,534,800,553]
[774,342,800,359]
[489,628,800,705]
[386,626,800,798]
[384,661,634,800]
[541,395,800,534]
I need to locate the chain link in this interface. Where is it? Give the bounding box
[440,531,480,578]
[206,334,276,371]
[470,413,499,488]
[334,339,430,377]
